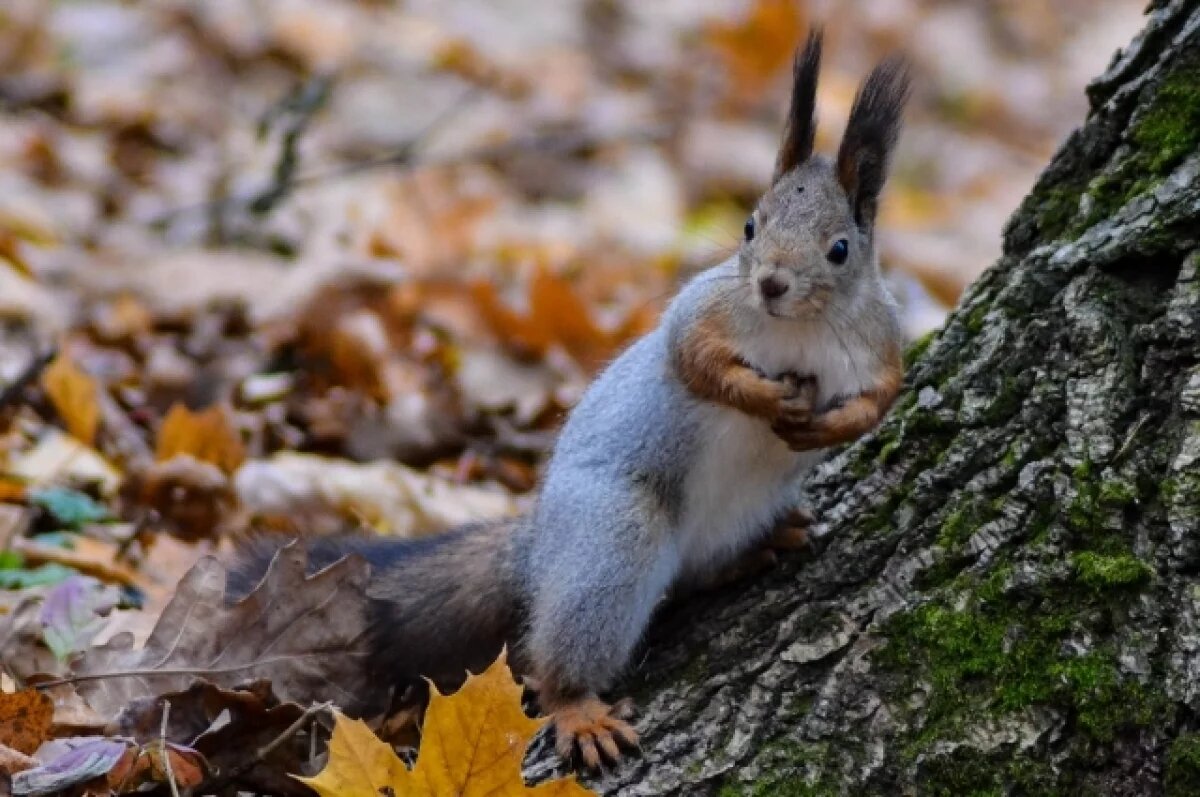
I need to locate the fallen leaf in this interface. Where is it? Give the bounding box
[0,690,52,755]
[706,0,805,103]
[0,479,27,502]
[27,487,108,529]
[298,652,594,797]
[0,742,37,777]
[0,596,62,680]
[471,269,620,369]
[0,559,76,590]
[528,268,612,370]
[6,431,122,496]
[234,452,518,537]
[10,737,128,796]
[108,738,208,793]
[294,713,409,797]
[471,280,553,359]
[11,538,141,590]
[25,680,105,736]
[455,349,557,426]
[10,735,207,796]
[39,354,100,446]
[38,576,119,662]
[155,403,246,474]
[127,454,235,541]
[70,544,384,721]
[110,679,309,795]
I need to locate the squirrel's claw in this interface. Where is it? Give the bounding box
[551,696,640,769]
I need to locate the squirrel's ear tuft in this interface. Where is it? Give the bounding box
[835,55,911,229]
[773,29,823,183]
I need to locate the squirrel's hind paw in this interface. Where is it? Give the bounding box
[769,507,815,550]
[551,696,639,769]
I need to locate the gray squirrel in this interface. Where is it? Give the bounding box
[229,31,909,769]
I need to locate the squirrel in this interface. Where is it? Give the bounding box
[228,31,909,770]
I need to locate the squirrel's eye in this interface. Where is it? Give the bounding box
[827,238,849,265]
[743,217,756,242]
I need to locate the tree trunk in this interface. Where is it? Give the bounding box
[529,1,1200,793]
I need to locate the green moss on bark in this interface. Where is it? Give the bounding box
[1072,551,1151,590]
[1167,734,1200,796]
[1028,58,1200,242]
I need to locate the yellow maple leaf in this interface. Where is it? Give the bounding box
[298,652,595,797]
[40,353,100,446]
[155,403,246,474]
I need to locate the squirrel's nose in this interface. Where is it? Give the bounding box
[759,275,788,300]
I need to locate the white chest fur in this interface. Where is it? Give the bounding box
[674,314,874,577]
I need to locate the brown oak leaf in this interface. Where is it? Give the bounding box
[67,544,384,721]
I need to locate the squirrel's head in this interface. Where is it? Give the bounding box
[739,31,910,321]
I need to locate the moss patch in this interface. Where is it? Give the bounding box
[917,746,1061,797]
[876,533,1162,776]
[716,741,841,797]
[1131,68,1200,174]
[1072,551,1151,590]
[904,330,936,370]
[1167,734,1200,796]
[1031,58,1200,241]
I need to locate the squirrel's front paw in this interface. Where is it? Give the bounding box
[771,373,817,435]
[551,695,639,769]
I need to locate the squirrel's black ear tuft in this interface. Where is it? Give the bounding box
[773,29,823,182]
[835,55,911,229]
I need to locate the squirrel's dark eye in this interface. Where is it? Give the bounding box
[743,217,756,242]
[827,238,849,265]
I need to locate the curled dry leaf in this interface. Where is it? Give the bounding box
[299,651,595,797]
[10,737,127,796]
[126,454,236,541]
[234,452,519,537]
[10,735,207,796]
[69,544,384,721]
[0,690,52,755]
[39,353,100,446]
[38,575,118,661]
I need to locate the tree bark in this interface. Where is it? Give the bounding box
[529,1,1200,793]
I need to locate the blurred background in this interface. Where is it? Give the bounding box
[0,0,1147,587]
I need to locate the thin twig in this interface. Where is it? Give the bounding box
[246,74,335,217]
[149,85,480,229]
[34,654,371,691]
[161,701,181,797]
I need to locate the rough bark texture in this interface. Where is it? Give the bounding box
[527,1,1200,793]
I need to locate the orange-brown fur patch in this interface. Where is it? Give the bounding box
[674,309,785,420]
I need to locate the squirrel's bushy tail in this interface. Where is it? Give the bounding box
[226,518,526,703]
